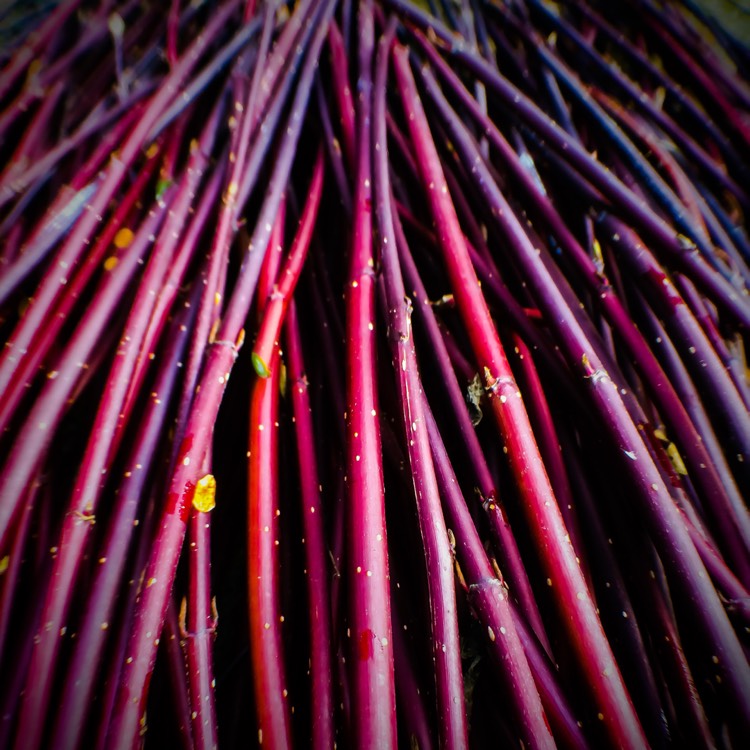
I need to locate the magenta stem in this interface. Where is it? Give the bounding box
[343,3,397,747]
[285,301,335,750]
[185,488,219,749]
[252,149,324,377]
[374,20,467,748]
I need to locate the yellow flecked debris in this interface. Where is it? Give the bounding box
[193,474,216,513]
[27,59,43,81]
[0,555,9,575]
[113,227,134,249]
[103,256,118,271]
[666,442,688,476]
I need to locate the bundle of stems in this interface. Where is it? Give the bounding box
[0,0,749,747]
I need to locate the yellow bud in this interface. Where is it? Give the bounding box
[114,227,134,249]
[193,474,216,513]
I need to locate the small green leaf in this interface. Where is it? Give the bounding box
[252,352,270,378]
[155,178,172,201]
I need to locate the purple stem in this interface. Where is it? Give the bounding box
[235,0,325,213]
[636,0,750,153]
[625,531,717,748]
[392,609,435,750]
[559,0,745,172]
[395,217,551,655]
[13,115,219,750]
[0,0,84,103]
[632,293,750,569]
[0,134,159,435]
[285,301,335,750]
[149,13,264,140]
[0,0,240,409]
[562,432,672,747]
[414,24,750,565]
[315,76,353,215]
[0,80,65,190]
[0,78,152,222]
[134,166,226,419]
[591,93,749,289]
[0,576,51,750]
[0,91,142,238]
[185,481,219,750]
[46,296,196,750]
[326,20,356,169]
[166,596,196,750]
[508,333,591,586]
[93,484,161,750]
[541,46,719,254]
[675,274,750,410]
[0,482,36,656]
[424,398,585,749]
[419,44,750,732]
[524,0,749,209]
[374,20,467,748]
[307,253,348,646]
[409,58,750,571]
[601,214,750,490]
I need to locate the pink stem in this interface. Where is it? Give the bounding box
[185,469,219,750]
[165,596,196,750]
[252,149,324,377]
[285,301,335,750]
[373,21,467,748]
[343,3,397,746]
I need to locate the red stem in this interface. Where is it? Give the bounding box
[343,3,397,747]
[252,149,324,377]
[247,352,292,748]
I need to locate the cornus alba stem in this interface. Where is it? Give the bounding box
[1,2,749,747]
